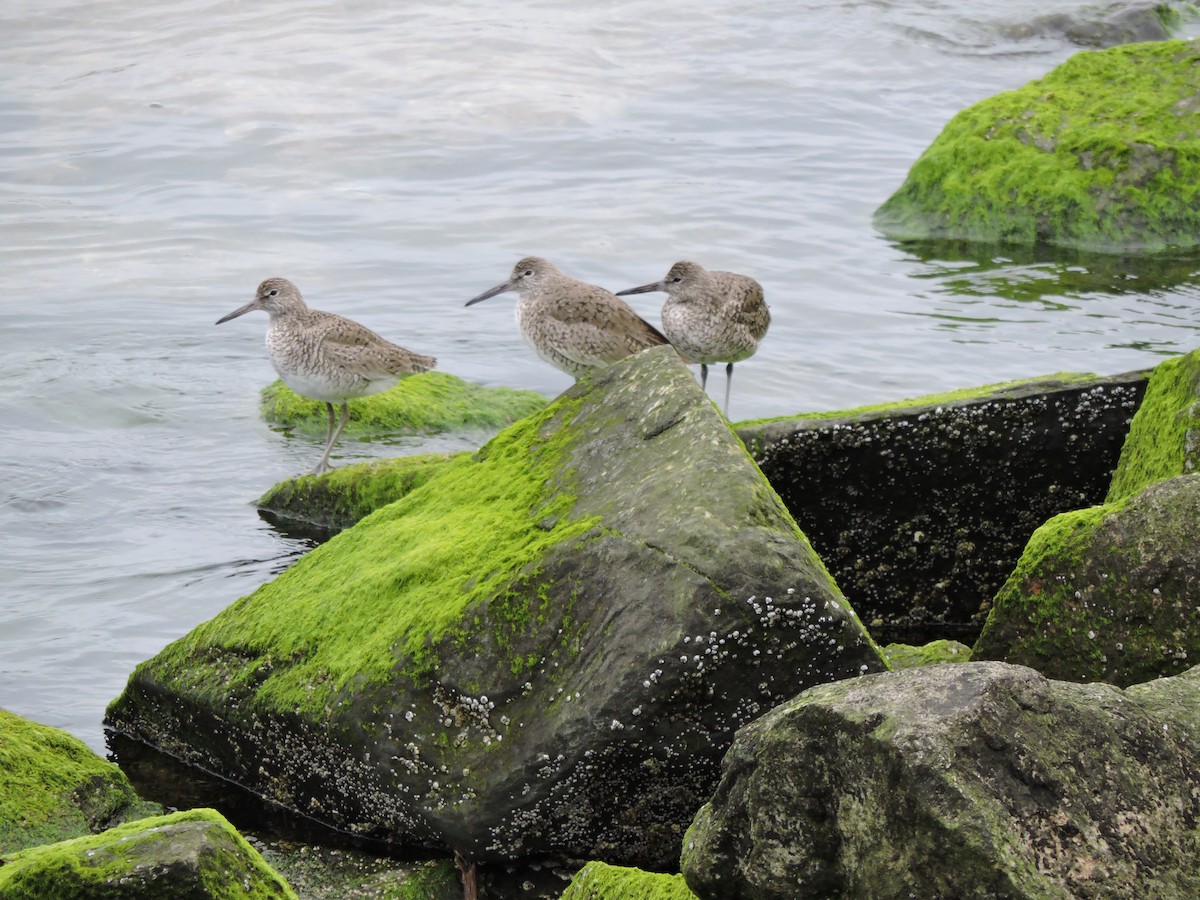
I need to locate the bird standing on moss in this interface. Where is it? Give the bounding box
[617,261,770,417]
[466,257,669,379]
[216,277,436,474]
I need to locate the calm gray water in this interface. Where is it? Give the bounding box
[3,0,1200,755]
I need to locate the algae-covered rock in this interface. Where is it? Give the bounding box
[881,639,971,670]
[973,474,1200,685]
[0,808,295,899]
[0,708,161,854]
[875,39,1200,252]
[257,451,465,534]
[106,346,884,870]
[561,861,697,900]
[682,662,1200,899]
[737,370,1145,635]
[261,371,546,437]
[975,349,1200,684]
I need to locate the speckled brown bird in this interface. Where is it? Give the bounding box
[466,257,668,380]
[617,261,770,416]
[216,277,436,474]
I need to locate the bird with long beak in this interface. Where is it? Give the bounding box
[216,278,435,474]
[617,261,769,417]
[466,257,668,380]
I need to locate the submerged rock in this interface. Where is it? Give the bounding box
[682,662,1200,899]
[0,808,296,899]
[106,346,883,870]
[261,370,547,437]
[738,371,1145,638]
[1001,1,1191,48]
[0,707,160,855]
[874,39,1200,252]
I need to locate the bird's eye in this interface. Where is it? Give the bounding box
[268,289,279,297]
[671,276,682,283]
[523,269,534,277]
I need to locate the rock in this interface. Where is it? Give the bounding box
[106,346,884,870]
[0,808,296,898]
[737,370,1145,639]
[1001,2,1190,48]
[881,639,971,669]
[973,474,1200,685]
[874,39,1200,252]
[0,707,161,855]
[975,349,1200,684]
[257,451,465,534]
[260,371,546,438]
[681,661,1200,899]
[561,861,697,899]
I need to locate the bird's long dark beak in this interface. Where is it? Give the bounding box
[215,299,259,325]
[465,281,512,307]
[614,281,663,297]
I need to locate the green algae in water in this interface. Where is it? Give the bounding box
[260,371,547,438]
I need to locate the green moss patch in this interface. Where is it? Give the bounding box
[882,640,972,670]
[1107,347,1200,501]
[875,39,1200,252]
[128,397,595,716]
[0,709,159,855]
[0,808,295,899]
[561,862,698,900]
[260,371,546,437]
[257,451,466,533]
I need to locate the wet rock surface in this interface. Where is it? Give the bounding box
[106,347,884,870]
[738,371,1146,643]
[0,808,296,899]
[682,661,1200,899]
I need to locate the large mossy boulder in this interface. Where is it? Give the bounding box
[874,39,1200,252]
[737,370,1145,638]
[106,347,884,870]
[974,348,1200,683]
[0,808,296,899]
[261,371,546,437]
[0,708,160,855]
[682,662,1200,899]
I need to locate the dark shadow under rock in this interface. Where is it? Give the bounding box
[737,370,1147,643]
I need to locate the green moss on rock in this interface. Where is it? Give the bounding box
[974,476,1200,685]
[0,808,295,899]
[882,640,972,670]
[561,861,697,900]
[137,396,594,715]
[1107,347,1200,501]
[260,371,547,437]
[875,39,1200,252]
[0,708,160,855]
[257,451,466,533]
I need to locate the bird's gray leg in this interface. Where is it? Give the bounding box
[313,402,350,474]
[724,362,734,418]
[700,363,709,392]
[324,402,336,446]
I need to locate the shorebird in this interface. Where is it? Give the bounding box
[216,277,436,475]
[617,261,770,416]
[466,257,668,380]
